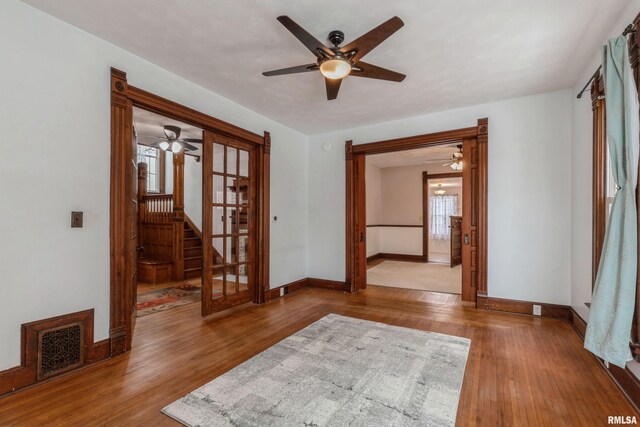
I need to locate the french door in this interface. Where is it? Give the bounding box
[202,131,257,315]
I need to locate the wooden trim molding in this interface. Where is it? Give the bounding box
[307,278,348,291]
[0,310,109,397]
[366,224,422,228]
[111,68,270,342]
[264,278,347,301]
[366,253,427,263]
[591,73,606,286]
[426,172,463,180]
[346,120,488,302]
[477,296,571,320]
[352,127,479,155]
[570,309,640,411]
[127,86,263,145]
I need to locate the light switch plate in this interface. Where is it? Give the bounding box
[71,211,83,228]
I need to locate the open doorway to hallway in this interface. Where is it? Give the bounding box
[133,107,204,317]
[364,143,463,296]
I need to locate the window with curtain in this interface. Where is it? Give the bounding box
[429,194,459,240]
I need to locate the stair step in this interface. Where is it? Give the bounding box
[184,230,197,238]
[184,247,202,258]
[184,237,202,248]
[184,267,202,279]
[184,256,203,269]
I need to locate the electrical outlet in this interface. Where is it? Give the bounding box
[532,304,542,316]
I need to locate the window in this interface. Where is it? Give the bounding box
[605,150,618,218]
[136,145,163,193]
[429,194,459,240]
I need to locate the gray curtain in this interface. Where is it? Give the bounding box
[585,35,640,368]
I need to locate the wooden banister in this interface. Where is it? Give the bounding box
[140,194,174,223]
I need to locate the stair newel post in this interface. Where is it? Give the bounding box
[172,151,185,280]
[137,162,147,223]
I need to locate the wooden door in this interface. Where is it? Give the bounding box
[128,120,138,342]
[202,131,257,315]
[450,216,462,267]
[461,137,479,302]
[354,154,367,290]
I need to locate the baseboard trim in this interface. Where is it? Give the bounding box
[0,309,112,397]
[367,253,427,263]
[477,296,571,320]
[307,278,347,291]
[265,278,309,302]
[569,308,640,412]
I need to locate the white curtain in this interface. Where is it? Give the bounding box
[430,194,459,240]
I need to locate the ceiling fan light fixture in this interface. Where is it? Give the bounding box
[170,141,182,153]
[158,141,170,151]
[320,59,352,80]
[451,161,463,171]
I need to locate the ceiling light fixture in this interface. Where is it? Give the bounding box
[170,141,182,153]
[158,141,170,151]
[450,161,463,171]
[434,185,446,195]
[319,58,352,80]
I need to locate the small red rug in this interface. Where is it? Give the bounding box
[136,284,202,317]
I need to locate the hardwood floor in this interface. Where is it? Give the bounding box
[0,286,636,426]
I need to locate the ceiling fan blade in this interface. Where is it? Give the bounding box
[325,78,342,100]
[182,138,203,143]
[183,142,199,151]
[263,63,319,77]
[340,16,404,62]
[442,161,456,166]
[276,16,333,58]
[351,61,405,82]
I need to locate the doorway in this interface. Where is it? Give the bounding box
[133,107,204,318]
[109,68,270,354]
[345,119,488,303]
[363,147,463,295]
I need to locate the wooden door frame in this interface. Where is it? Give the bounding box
[109,68,270,354]
[345,119,488,301]
[423,172,463,263]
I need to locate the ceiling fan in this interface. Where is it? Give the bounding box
[140,125,202,154]
[263,16,406,100]
[442,145,463,170]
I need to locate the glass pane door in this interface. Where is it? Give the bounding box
[202,131,255,314]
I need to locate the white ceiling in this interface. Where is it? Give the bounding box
[23,0,629,134]
[367,143,459,169]
[133,106,203,156]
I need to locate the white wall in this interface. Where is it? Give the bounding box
[0,0,308,370]
[365,162,381,257]
[165,152,174,194]
[308,90,573,305]
[183,155,202,230]
[380,165,424,225]
[570,0,640,322]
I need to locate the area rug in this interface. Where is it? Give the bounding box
[136,284,202,317]
[162,313,470,426]
[367,260,462,294]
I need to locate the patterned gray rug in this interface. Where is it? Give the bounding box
[163,314,470,426]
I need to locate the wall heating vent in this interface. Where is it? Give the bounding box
[37,323,84,380]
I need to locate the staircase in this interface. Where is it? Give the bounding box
[183,221,203,279]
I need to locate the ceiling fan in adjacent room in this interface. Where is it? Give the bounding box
[263,16,406,100]
[443,145,463,170]
[140,125,202,154]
